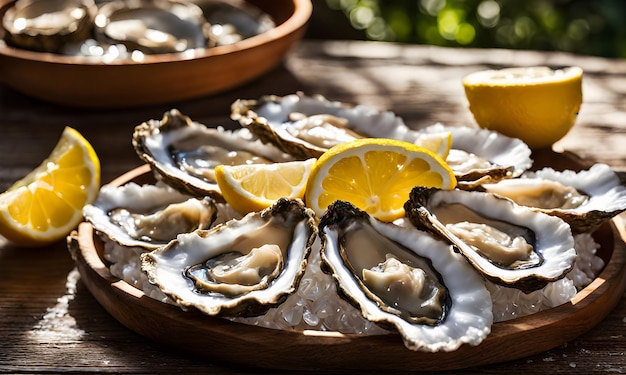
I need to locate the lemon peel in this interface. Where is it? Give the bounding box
[463,66,583,149]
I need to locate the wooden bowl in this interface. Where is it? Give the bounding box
[68,151,626,371]
[0,0,312,108]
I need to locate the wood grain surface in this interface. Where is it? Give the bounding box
[1,39,625,374]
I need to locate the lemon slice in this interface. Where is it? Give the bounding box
[413,131,453,159]
[463,66,583,149]
[305,138,456,221]
[0,127,101,247]
[215,158,316,214]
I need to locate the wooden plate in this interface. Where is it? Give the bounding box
[0,0,311,108]
[68,150,626,371]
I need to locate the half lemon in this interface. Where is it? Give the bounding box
[305,138,456,221]
[463,66,583,149]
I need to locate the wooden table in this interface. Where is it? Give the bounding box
[1,40,625,373]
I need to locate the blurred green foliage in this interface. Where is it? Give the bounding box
[325,0,626,58]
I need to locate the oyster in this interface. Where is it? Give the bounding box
[193,0,275,46]
[83,182,218,250]
[2,0,96,53]
[230,93,409,159]
[405,187,577,293]
[133,109,293,197]
[420,124,533,188]
[318,200,493,352]
[480,163,626,233]
[141,198,317,317]
[231,93,532,186]
[93,0,211,54]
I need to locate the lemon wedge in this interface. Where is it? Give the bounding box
[215,159,316,214]
[0,127,101,247]
[463,66,583,149]
[305,138,456,221]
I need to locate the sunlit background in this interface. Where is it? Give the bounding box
[308,0,626,58]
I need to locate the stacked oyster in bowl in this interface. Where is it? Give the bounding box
[0,0,311,107]
[75,93,626,365]
[1,0,275,57]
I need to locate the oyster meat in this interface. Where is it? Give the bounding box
[480,163,626,233]
[318,200,493,352]
[133,109,292,197]
[141,198,317,317]
[405,187,577,293]
[83,182,218,250]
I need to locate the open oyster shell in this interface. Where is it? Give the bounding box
[2,0,96,53]
[83,182,218,250]
[480,163,626,233]
[405,187,577,293]
[231,92,532,186]
[132,109,293,198]
[318,200,493,352]
[231,93,408,159]
[93,0,212,54]
[141,198,317,317]
[194,0,275,45]
[421,123,533,188]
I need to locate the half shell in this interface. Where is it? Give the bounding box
[93,0,211,54]
[133,109,292,197]
[83,182,218,250]
[196,0,275,45]
[141,198,317,317]
[405,187,577,293]
[480,163,626,233]
[230,93,409,159]
[318,200,493,352]
[2,0,96,53]
[421,124,533,188]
